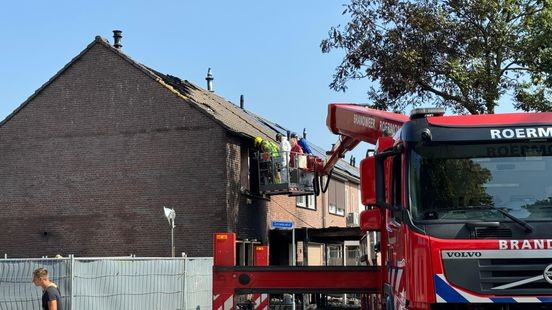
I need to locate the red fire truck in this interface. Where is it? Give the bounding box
[214,104,552,310]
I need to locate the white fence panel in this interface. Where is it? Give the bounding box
[0,257,212,310]
[0,259,71,310]
[184,258,213,310]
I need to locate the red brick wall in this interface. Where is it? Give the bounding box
[266,179,354,230]
[0,43,229,257]
[268,195,323,229]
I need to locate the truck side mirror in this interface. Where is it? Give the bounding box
[360,208,382,231]
[374,140,403,211]
[360,157,376,206]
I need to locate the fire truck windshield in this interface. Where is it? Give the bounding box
[409,141,552,222]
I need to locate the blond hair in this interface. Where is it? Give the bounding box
[33,267,48,278]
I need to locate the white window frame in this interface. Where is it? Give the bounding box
[329,203,345,216]
[296,195,315,210]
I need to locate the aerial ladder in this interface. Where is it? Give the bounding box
[256,104,408,196]
[213,104,410,310]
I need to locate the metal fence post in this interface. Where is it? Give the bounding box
[183,256,188,310]
[70,254,74,310]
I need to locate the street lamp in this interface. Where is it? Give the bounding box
[163,206,176,257]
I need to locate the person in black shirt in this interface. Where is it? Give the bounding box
[33,267,63,310]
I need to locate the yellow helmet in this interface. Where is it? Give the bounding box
[254,137,263,147]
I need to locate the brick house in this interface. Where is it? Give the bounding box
[0,34,359,258]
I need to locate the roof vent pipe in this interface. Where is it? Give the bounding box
[206,68,214,92]
[240,95,244,109]
[113,30,123,50]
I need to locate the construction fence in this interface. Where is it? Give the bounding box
[0,256,212,310]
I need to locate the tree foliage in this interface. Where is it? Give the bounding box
[421,159,492,210]
[321,0,552,114]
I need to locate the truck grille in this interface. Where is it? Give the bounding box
[442,250,552,296]
[475,228,512,239]
[481,258,550,295]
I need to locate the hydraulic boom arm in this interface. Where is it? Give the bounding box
[318,104,409,175]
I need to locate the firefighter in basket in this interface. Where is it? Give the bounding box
[254,137,281,184]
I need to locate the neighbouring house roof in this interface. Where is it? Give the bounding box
[2,35,359,180]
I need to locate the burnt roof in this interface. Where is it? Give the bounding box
[2,35,359,180]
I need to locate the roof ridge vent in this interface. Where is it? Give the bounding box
[206,68,214,92]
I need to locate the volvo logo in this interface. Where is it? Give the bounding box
[545,265,552,284]
[444,251,482,258]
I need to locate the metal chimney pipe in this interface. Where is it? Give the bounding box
[113,30,123,50]
[206,68,214,92]
[240,95,244,109]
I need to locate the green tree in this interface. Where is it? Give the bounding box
[321,0,552,113]
[421,159,493,210]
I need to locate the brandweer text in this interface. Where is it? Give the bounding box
[499,239,552,250]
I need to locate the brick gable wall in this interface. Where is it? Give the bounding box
[0,43,228,257]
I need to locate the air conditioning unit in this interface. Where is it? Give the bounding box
[346,212,359,227]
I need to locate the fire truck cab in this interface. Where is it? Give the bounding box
[358,105,552,309]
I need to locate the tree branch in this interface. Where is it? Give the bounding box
[503,67,535,72]
[417,80,477,113]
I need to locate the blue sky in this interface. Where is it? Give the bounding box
[0,1,514,164]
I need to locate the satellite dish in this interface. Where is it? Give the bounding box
[163,206,176,227]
